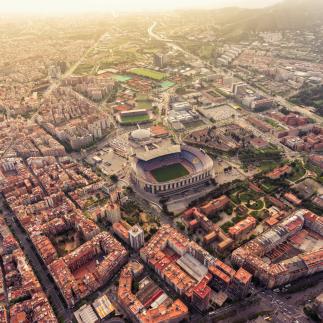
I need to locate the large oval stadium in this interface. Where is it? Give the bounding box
[131,145,214,197]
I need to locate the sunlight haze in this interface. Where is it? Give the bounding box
[0,0,281,14]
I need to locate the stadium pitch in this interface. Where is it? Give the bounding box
[151,163,189,182]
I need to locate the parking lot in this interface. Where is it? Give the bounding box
[213,159,246,184]
[199,104,241,121]
[87,147,129,177]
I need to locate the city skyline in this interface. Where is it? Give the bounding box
[0,0,282,14]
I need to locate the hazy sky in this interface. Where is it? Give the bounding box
[0,0,281,14]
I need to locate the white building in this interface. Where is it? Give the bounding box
[74,304,99,323]
[172,101,191,111]
[232,82,247,96]
[154,53,169,68]
[129,225,145,250]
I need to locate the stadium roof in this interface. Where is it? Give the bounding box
[135,145,181,161]
[130,128,151,141]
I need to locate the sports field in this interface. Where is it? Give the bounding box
[160,81,175,88]
[151,163,189,182]
[120,114,150,124]
[130,68,166,81]
[113,75,132,82]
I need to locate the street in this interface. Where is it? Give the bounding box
[147,21,317,323]
[0,198,73,322]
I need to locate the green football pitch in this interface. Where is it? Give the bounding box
[130,68,167,81]
[151,163,189,182]
[120,114,150,124]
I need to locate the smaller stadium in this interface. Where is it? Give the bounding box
[131,145,214,197]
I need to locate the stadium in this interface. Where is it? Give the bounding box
[131,145,214,197]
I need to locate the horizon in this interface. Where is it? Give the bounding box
[0,0,282,15]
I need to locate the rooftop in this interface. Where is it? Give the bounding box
[234,267,252,285]
[130,128,151,141]
[135,145,181,161]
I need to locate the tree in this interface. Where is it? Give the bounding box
[176,222,185,231]
[110,174,118,183]
[126,186,133,194]
[132,281,139,294]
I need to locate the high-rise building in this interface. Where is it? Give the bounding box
[129,225,145,250]
[153,53,169,68]
[232,82,247,96]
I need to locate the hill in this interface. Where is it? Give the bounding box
[212,0,323,36]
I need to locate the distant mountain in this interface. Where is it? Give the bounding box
[214,0,323,35]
